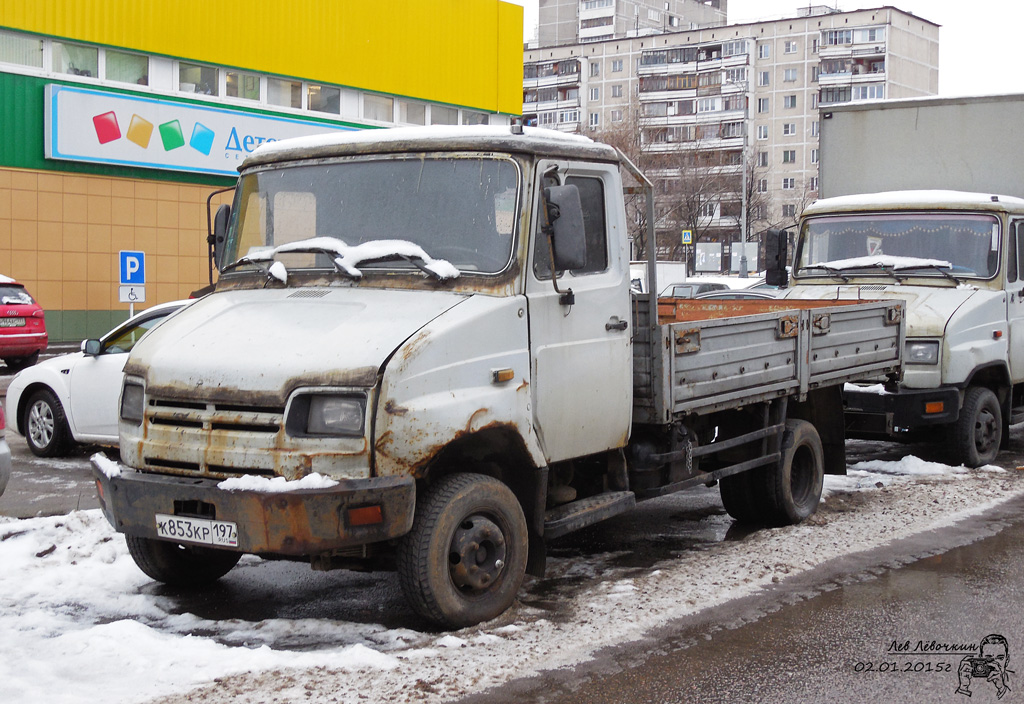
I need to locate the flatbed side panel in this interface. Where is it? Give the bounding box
[806,300,904,388]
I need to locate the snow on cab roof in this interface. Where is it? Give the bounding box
[242,125,619,169]
[804,190,1024,215]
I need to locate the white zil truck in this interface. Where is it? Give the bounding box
[782,94,1024,467]
[92,127,902,627]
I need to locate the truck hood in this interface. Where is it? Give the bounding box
[782,284,983,337]
[125,287,469,405]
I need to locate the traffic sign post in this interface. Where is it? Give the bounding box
[119,250,146,317]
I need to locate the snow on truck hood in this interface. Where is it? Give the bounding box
[782,284,983,338]
[125,287,468,405]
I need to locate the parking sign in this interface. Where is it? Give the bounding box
[119,250,146,285]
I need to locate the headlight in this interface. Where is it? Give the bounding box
[287,393,366,437]
[905,340,939,365]
[120,382,145,424]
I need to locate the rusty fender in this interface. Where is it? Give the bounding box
[92,461,415,555]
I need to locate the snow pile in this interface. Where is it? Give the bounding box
[91,452,122,478]
[815,255,953,270]
[217,473,339,493]
[0,455,1021,704]
[249,236,460,280]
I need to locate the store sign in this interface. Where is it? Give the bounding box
[44,85,357,177]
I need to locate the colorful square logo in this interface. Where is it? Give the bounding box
[92,112,121,144]
[126,115,154,148]
[158,120,185,151]
[189,122,215,156]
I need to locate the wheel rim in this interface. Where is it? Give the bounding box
[789,445,815,507]
[974,406,999,457]
[448,514,508,593]
[28,400,54,448]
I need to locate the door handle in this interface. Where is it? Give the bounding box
[606,319,628,332]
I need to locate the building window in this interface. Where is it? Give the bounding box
[757,125,769,140]
[758,71,770,87]
[758,179,768,193]
[810,177,819,191]
[589,112,600,127]
[821,86,852,104]
[823,29,853,46]
[307,84,340,113]
[758,43,771,59]
[812,38,820,53]
[463,111,488,125]
[431,105,459,125]
[590,87,600,101]
[105,50,148,85]
[399,101,426,124]
[268,78,302,109]
[724,40,748,56]
[757,98,769,113]
[590,62,600,77]
[785,40,798,54]
[179,62,218,95]
[559,110,580,123]
[758,152,768,167]
[725,67,747,84]
[783,178,796,190]
[783,123,796,136]
[784,95,797,109]
[783,149,796,163]
[538,111,556,126]
[0,28,43,67]
[699,201,718,219]
[811,120,819,136]
[784,68,797,82]
[697,97,720,113]
[611,109,623,122]
[612,59,623,72]
[226,70,260,101]
[611,84,623,98]
[811,148,819,164]
[782,204,797,217]
[853,84,885,100]
[52,40,98,78]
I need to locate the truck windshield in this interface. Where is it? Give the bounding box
[224,155,520,277]
[795,213,1000,280]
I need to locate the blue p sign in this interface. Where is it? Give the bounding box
[120,250,146,285]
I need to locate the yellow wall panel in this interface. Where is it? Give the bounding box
[3,0,524,114]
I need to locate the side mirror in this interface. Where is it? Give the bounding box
[213,204,231,270]
[82,339,102,356]
[543,185,587,271]
[765,228,789,288]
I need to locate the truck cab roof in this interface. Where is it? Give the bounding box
[804,190,1024,216]
[241,125,621,170]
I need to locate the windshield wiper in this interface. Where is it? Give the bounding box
[362,253,449,281]
[269,246,362,279]
[893,263,964,285]
[800,264,850,283]
[220,256,272,276]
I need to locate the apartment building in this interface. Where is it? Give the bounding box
[0,1,521,340]
[538,0,727,46]
[523,4,938,271]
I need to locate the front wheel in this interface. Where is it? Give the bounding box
[24,388,72,457]
[951,386,1002,468]
[125,534,241,586]
[397,473,528,628]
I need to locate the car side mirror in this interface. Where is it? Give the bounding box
[82,339,102,356]
[213,204,231,270]
[765,228,789,288]
[543,185,587,271]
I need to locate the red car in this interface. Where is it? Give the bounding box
[0,277,47,370]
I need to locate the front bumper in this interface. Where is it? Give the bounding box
[843,385,960,436]
[92,461,415,556]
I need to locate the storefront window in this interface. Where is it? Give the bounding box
[363,94,393,122]
[0,29,42,67]
[399,101,426,124]
[307,84,340,113]
[267,78,302,108]
[463,111,488,125]
[226,70,260,101]
[52,41,98,77]
[431,105,458,125]
[106,50,148,85]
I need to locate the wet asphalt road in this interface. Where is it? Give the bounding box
[465,495,1024,704]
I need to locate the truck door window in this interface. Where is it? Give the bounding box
[1009,223,1018,283]
[534,175,608,277]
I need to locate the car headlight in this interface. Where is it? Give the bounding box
[905,340,939,365]
[120,382,145,424]
[287,393,366,437]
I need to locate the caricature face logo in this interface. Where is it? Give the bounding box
[91,111,216,155]
[957,634,1011,700]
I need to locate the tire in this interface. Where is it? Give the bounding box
[761,419,824,526]
[125,534,241,586]
[5,351,39,371]
[719,470,765,523]
[397,473,528,628]
[24,388,72,458]
[951,386,1002,468]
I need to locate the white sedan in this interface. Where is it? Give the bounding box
[6,300,193,457]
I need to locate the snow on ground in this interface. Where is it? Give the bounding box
[0,458,1021,704]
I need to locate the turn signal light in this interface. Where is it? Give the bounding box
[924,401,945,415]
[348,505,383,527]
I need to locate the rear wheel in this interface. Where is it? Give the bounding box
[719,470,765,523]
[761,419,824,526]
[397,473,528,628]
[24,388,71,457]
[5,351,39,371]
[125,534,241,586]
[951,386,1001,468]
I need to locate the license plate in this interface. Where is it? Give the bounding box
[155,513,238,547]
[0,317,25,327]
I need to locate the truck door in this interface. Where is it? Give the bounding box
[1007,220,1024,382]
[525,161,632,463]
